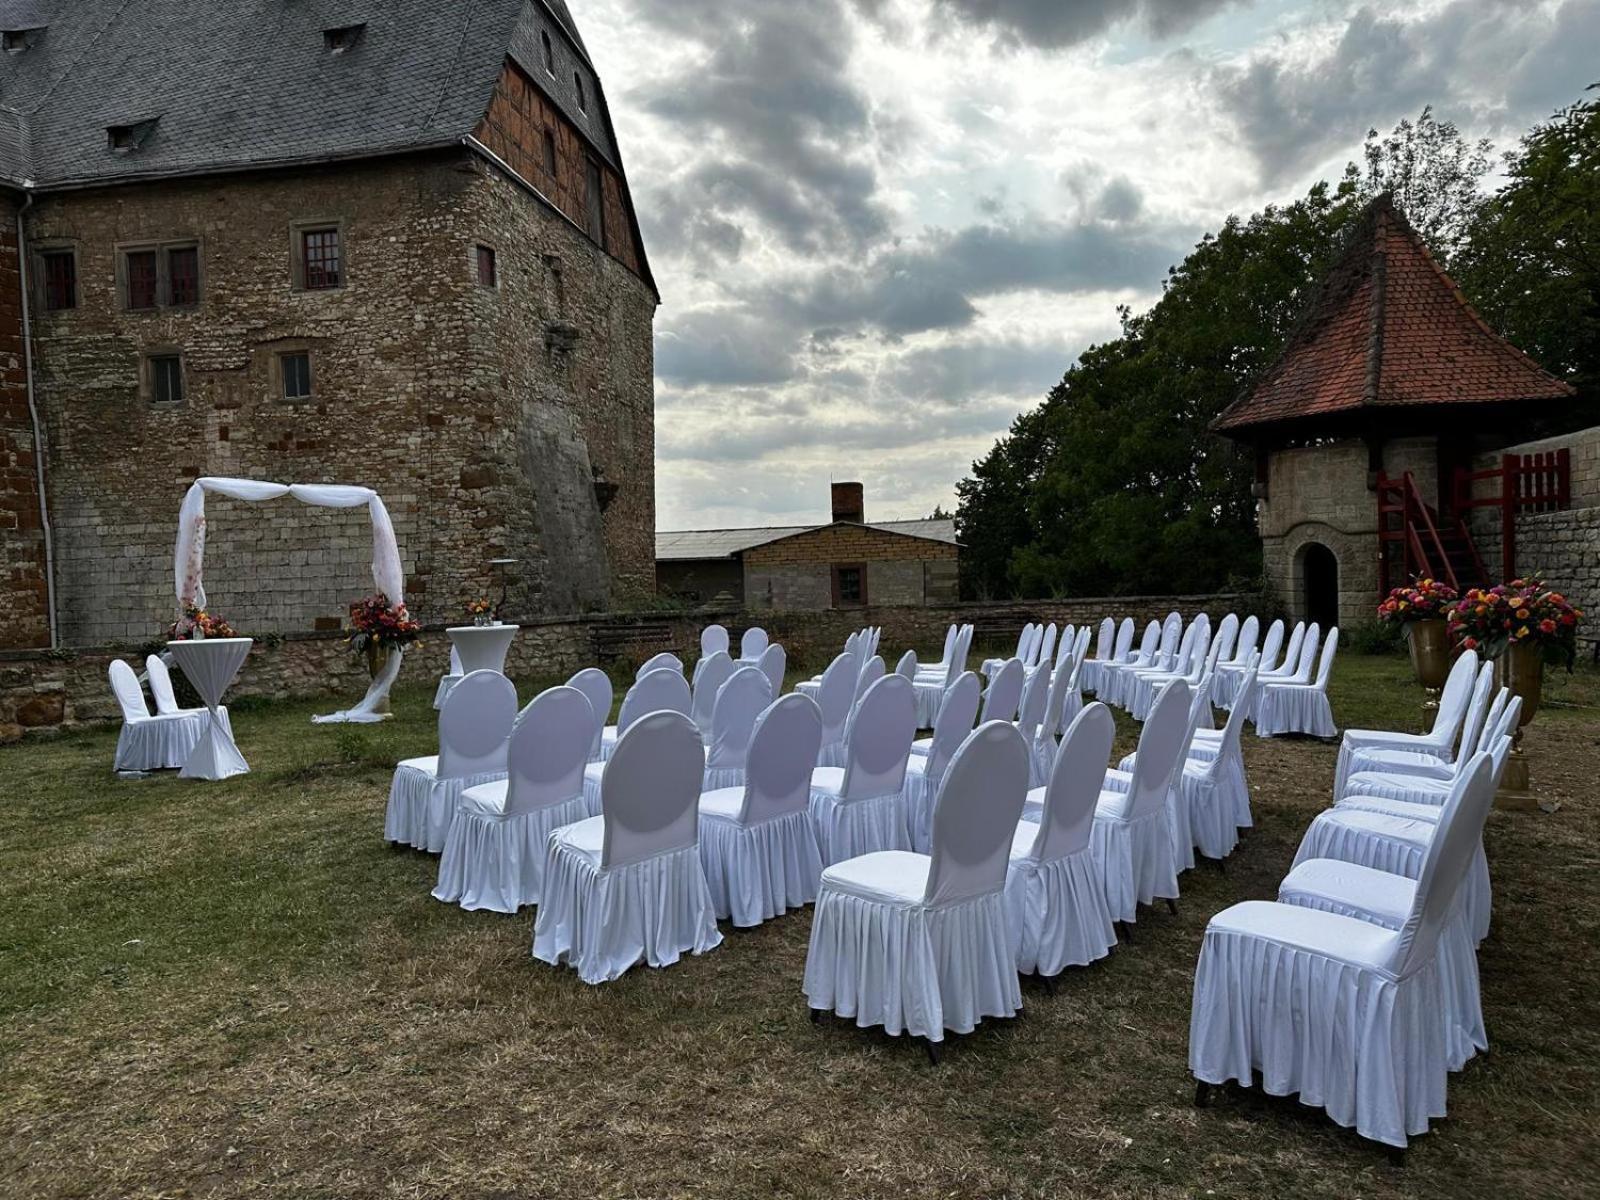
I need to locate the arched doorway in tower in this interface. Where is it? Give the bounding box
[1300,542,1340,630]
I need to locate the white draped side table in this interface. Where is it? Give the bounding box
[446,624,519,675]
[168,637,253,781]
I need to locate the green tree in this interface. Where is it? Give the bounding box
[1456,85,1600,408]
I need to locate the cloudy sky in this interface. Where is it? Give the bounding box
[573,0,1600,531]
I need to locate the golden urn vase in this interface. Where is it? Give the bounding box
[1406,618,1452,710]
[1494,640,1545,805]
[364,643,392,716]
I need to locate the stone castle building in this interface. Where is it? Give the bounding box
[1214,195,1583,632]
[0,0,657,650]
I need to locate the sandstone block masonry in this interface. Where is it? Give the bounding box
[0,190,49,650]
[743,524,959,612]
[17,149,655,647]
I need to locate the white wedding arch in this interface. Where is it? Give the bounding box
[174,477,408,723]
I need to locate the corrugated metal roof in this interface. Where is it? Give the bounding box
[657,519,958,562]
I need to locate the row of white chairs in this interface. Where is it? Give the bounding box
[108,655,233,772]
[1190,649,1518,1151]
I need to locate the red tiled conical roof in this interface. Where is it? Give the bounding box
[1213,194,1575,435]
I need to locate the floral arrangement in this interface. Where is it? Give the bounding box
[465,597,494,618]
[168,605,238,640]
[347,593,422,655]
[1376,578,1459,626]
[1449,578,1582,665]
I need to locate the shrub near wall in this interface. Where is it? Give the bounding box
[0,592,1250,741]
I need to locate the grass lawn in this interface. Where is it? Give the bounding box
[3,654,1599,1198]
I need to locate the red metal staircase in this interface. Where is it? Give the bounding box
[1376,471,1487,594]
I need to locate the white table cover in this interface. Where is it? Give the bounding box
[446,624,519,675]
[167,638,252,780]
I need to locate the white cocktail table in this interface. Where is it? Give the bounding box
[446,624,518,675]
[167,637,253,780]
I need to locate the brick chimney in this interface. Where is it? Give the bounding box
[831,481,864,524]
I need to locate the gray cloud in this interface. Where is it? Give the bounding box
[1215,0,1600,183]
[658,400,1017,464]
[886,339,1070,406]
[655,311,801,388]
[921,0,1243,49]
[634,0,891,259]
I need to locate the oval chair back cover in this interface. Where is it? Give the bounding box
[1293,623,1324,683]
[1113,618,1136,660]
[757,643,786,699]
[1451,665,1497,768]
[924,720,1030,906]
[924,672,981,783]
[637,652,682,679]
[1257,619,1286,672]
[502,686,595,817]
[707,666,773,772]
[437,670,518,780]
[1066,627,1092,691]
[1123,680,1191,822]
[145,654,181,714]
[1388,752,1496,979]
[1212,613,1239,666]
[816,653,857,745]
[739,694,824,825]
[109,659,151,722]
[1465,685,1508,764]
[1014,623,1035,660]
[1482,696,1522,769]
[943,625,974,689]
[895,649,918,680]
[1028,702,1115,862]
[1229,615,1259,665]
[1034,623,1058,671]
[600,710,705,869]
[1053,625,1075,674]
[1273,623,1306,676]
[1133,621,1161,664]
[840,674,917,801]
[937,624,958,666]
[1095,618,1115,661]
[1159,612,1183,657]
[1208,656,1260,777]
[854,655,886,698]
[980,657,1025,723]
[701,624,729,658]
[1016,665,1049,739]
[1040,649,1073,738]
[690,650,737,732]
[1431,650,1483,743]
[617,669,693,736]
[565,668,613,738]
[740,627,769,660]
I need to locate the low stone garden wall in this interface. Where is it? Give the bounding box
[0,592,1252,743]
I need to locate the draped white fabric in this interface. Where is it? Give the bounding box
[167,637,252,779]
[174,477,407,723]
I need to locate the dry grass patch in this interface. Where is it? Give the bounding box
[2,657,1598,1198]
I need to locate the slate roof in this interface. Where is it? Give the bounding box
[0,0,624,188]
[1213,194,1575,436]
[657,519,960,562]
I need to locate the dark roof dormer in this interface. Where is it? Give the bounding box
[2,25,43,53]
[107,117,160,154]
[323,23,366,54]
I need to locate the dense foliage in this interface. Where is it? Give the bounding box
[956,96,1600,599]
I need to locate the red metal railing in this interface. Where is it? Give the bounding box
[1450,449,1572,580]
[1377,471,1461,592]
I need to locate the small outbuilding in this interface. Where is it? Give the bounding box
[656,483,959,610]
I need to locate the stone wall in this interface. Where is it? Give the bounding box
[0,592,1250,741]
[743,524,959,611]
[0,188,49,649]
[19,149,654,646]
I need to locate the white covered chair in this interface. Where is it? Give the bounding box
[701,665,772,791]
[1127,625,1212,721]
[758,642,787,698]
[433,645,464,710]
[532,711,721,984]
[1341,670,1499,805]
[1027,623,1058,676]
[146,654,231,733]
[1077,617,1117,695]
[803,720,1030,1054]
[1013,664,1049,770]
[914,654,1021,756]
[692,625,729,687]
[914,624,961,681]
[739,626,769,662]
[597,667,691,764]
[913,625,972,727]
[1253,627,1338,738]
[1174,657,1259,859]
[384,670,516,853]
[982,623,1033,678]
[903,672,981,853]
[566,667,613,763]
[1214,617,1279,709]
[109,659,212,772]
[636,651,683,679]
[1189,755,1497,1149]
[432,685,596,912]
[809,673,916,865]
[1098,619,1160,708]
[689,650,736,738]
[1092,680,1189,924]
[813,652,858,769]
[894,648,918,681]
[1005,703,1119,976]
[1055,625,1092,732]
[1333,649,1479,795]
[698,694,825,927]
[1028,646,1074,787]
[1082,617,1132,695]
